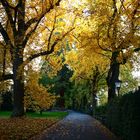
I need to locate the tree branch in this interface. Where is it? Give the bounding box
[1,0,17,35]
[96,31,111,52]
[95,51,111,60]
[23,19,41,47]
[25,18,38,31]
[47,12,57,50]
[107,0,117,38]
[2,45,6,78]
[0,22,13,48]
[134,47,140,52]
[24,27,74,64]
[0,74,13,81]
[25,0,62,31]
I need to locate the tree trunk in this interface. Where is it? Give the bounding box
[11,0,25,117]
[59,88,65,108]
[11,48,25,117]
[91,66,99,107]
[107,51,120,102]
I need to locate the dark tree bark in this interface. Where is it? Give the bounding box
[0,74,13,81]
[59,88,65,108]
[90,66,100,108]
[11,48,25,117]
[106,51,120,102]
[10,0,25,117]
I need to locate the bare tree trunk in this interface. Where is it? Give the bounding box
[11,48,25,117]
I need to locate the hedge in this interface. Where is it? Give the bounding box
[94,88,140,140]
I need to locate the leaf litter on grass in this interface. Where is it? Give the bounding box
[0,118,59,140]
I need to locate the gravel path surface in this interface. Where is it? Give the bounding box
[31,111,118,140]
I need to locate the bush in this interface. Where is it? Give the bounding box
[106,98,121,135]
[118,90,140,140]
[95,88,140,140]
[94,104,108,124]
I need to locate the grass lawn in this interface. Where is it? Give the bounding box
[0,111,68,140]
[0,111,68,119]
[27,111,68,119]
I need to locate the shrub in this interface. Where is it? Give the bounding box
[95,88,140,140]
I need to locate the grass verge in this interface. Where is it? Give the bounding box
[0,111,68,119]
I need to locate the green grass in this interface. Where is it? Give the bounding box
[0,111,11,118]
[27,111,68,119]
[0,111,68,119]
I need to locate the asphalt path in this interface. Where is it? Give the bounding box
[31,111,118,140]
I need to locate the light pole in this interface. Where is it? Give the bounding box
[115,80,122,96]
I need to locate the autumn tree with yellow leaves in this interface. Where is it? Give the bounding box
[92,0,140,101]
[0,0,75,117]
[24,70,57,113]
[65,48,109,107]
[71,0,140,101]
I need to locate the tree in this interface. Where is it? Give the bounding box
[24,70,56,113]
[67,0,140,102]
[54,64,73,108]
[84,0,140,101]
[0,0,74,117]
[65,48,108,108]
[39,47,73,108]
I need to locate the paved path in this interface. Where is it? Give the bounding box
[31,111,118,140]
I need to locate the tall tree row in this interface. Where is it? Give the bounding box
[71,0,140,101]
[0,0,139,117]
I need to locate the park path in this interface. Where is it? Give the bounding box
[31,111,118,140]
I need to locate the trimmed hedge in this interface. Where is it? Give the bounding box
[95,88,140,140]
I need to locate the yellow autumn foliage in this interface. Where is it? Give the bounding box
[65,48,109,82]
[24,71,57,111]
[0,81,11,93]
